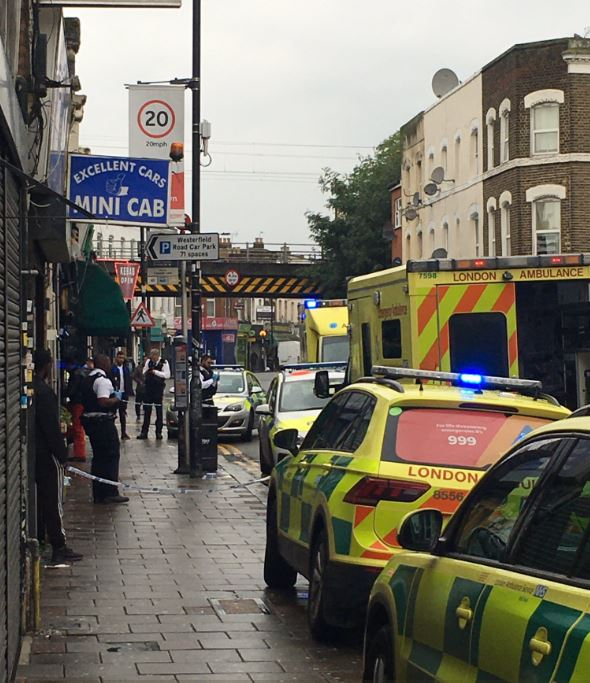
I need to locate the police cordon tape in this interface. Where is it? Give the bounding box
[65,465,270,494]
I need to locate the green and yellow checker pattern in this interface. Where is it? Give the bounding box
[270,382,569,574]
[375,560,590,683]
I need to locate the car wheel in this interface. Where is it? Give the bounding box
[241,411,254,442]
[363,624,394,683]
[308,527,334,640]
[259,438,272,476]
[264,492,297,589]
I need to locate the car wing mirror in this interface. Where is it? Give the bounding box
[273,428,299,456]
[255,404,270,416]
[398,509,443,552]
[251,385,263,394]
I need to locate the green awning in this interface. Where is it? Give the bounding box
[76,263,130,336]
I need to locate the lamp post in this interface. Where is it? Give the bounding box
[188,0,203,477]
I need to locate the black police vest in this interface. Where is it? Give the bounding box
[81,373,112,414]
[201,366,217,401]
[145,359,166,396]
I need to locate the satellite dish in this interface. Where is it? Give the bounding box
[432,68,460,98]
[405,207,418,221]
[431,248,448,258]
[431,166,445,185]
[412,192,421,207]
[424,182,438,196]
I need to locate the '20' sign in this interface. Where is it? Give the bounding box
[137,99,176,139]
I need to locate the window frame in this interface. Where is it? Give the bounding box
[499,192,512,257]
[381,319,402,359]
[301,390,376,453]
[533,197,561,255]
[531,102,560,155]
[486,108,496,170]
[438,435,590,587]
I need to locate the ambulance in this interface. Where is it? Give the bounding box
[298,299,349,363]
[348,253,590,409]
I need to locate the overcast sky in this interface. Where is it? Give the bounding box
[65,0,590,245]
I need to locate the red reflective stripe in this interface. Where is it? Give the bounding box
[454,284,487,313]
[491,283,515,314]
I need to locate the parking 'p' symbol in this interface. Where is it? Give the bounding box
[160,241,171,255]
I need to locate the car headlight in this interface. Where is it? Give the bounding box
[226,402,244,412]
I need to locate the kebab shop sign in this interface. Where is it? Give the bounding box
[114,262,140,301]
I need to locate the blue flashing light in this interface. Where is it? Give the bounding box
[304,299,319,309]
[459,373,483,386]
[329,322,338,329]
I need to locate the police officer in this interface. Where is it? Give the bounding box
[34,349,83,564]
[138,348,170,440]
[81,354,129,504]
[199,354,219,405]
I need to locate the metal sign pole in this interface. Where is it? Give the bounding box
[174,260,190,474]
[189,0,203,478]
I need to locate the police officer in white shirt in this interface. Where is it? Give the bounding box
[81,354,129,504]
[138,348,171,440]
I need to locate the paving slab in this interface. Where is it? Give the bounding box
[18,428,362,682]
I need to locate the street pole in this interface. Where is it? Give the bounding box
[140,226,147,361]
[188,0,203,478]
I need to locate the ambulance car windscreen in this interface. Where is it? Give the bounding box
[279,379,330,412]
[382,408,551,469]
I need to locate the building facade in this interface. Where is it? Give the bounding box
[400,37,590,264]
[483,38,590,258]
[1,3,84,678]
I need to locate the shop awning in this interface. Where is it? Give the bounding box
[76,263,130,336]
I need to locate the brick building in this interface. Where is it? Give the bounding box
[399,36,590,262]
[483,37,590,257]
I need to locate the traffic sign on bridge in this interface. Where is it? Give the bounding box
[146,233,219,261]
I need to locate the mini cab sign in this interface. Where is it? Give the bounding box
[67,154,170,226]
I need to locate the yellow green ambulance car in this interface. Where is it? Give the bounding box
[363,415,590,683]
[263,367,570,640]
[257,364,346,475]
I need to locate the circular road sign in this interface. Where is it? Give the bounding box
[225,269,240,288]
[137,99,176,139]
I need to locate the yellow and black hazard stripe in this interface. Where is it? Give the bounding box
[134,277,180,295]
[201,274,321,296]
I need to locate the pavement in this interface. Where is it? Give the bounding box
[16,416,362,682]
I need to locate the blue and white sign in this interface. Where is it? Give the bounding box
[67,154,170,226]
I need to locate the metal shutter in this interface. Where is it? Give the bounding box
[0,159,24,680]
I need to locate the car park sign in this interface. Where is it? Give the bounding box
[67,154,170,226]
[146,233,219,261]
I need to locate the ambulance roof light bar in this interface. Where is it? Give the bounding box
[407,253,589,273]
[281,362,347,372]
[371,366,543,396]
[303,298,347,309]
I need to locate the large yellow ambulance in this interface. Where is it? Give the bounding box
[299,299,349,363]
[348,254,590,409]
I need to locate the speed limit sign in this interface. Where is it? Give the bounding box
[137,100,176,139]
[225,269,240,288]
[129,84,185,225]
[129,85,184,155]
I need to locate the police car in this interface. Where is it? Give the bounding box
[166,366,266,441]
[363,412,590,683]
[263,367,570,640]
[256,363,346,475]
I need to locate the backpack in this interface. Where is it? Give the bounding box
[66,368,88,404]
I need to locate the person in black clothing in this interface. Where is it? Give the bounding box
[33,350,83,564]
[138,348,170,440]
[110,350,133,440]
[81,354,129,504]
[199,354,219,405]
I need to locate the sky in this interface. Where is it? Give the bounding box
[65,0,590,245]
